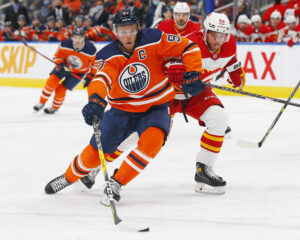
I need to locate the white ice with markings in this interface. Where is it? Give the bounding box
[0,87,300,240]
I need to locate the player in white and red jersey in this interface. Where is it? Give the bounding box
[157,2,201,37]
[250,15,271,42]
[165,12,246,194]
[278,15,300,46]
[44,10,204,201]
[33,28,97,114]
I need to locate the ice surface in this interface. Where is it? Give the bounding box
[0,87,300,240]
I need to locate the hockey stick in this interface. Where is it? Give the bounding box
[206,82,300,108]
[18,29,84,81]
[92,116,150,232]
[237,80,300,148]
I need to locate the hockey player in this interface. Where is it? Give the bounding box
[165,12,246,194]
[157,1,200,36]
[44,10,204,202]
[33,28,97,114]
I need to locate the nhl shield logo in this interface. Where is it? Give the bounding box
[119,63,150,93]
[67,55,83,69]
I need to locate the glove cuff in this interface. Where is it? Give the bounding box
[89,93,107,109]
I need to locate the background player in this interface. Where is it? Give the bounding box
[166,12,246,194]
[157,1,200,36]
[33,28,97,114]
[44,10,205,203]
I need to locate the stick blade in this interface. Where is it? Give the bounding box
[236,139,260,148]
[117,220,150,232]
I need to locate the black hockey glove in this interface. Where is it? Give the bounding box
[182,71,206,98]
[82,93,107,125]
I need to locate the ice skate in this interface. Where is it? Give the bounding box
[44,107,58,114]
[225,126,232,138]
[101,174,122,206]
[45,174,72,194]
[194,162,226,194]
[79,167,101,190]
[33,102,45,112]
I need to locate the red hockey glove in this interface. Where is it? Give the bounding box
[165,60,186,86]
[228,67,246,90]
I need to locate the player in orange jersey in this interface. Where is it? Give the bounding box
[44,10,204,203]
[33,28,97,114]
[157,1,200,37]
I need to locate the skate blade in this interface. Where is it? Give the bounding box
[100,196,110,207]
[195,182,225,195]
[75,180,90,192]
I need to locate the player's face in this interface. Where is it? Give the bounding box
[116,24,138,53]
[72,35,85,50]
[206,31,226,52]
[252,21,261,29]
[174,13,189,28]
[287,22,296,30]
[270,18,280,28]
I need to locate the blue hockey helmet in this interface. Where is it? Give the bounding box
[72,27,85,37]
[113,10,139,33]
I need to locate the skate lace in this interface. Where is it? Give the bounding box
[51,176,69,192]
[205,166,221,180]
[110,179,122,194]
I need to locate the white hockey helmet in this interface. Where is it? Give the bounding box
[270,10,282,20]
[285,15,297,24]
[251,14,262,23]
[173,2,190,14]
[203,12,231,42]
[173,2,190,28]
[237,14,251,24]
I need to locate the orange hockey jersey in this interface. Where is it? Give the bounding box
[54,38,97,76]
[88,28,202,112]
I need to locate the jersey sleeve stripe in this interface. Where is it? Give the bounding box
[182,46,200,57]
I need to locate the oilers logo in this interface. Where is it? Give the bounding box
[67,55,83,69]
[119,63,150,93]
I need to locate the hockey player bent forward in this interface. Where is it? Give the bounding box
[33,28,97,114]
[44,10,205,201]
[166,12,246,194]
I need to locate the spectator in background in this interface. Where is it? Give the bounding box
[126,0,144,26]
[49,0,71,25]
[102,14,114,30]
[95,1,114,26]
[233,14,254,42]
[262,0,286,23]
[38,0,53,24]
[151,7,173,28]
[250,14,270,42]
[63,0,82,14]
[79,0,91,16]
[146,0,160,27]
[4,0,30,29]
[264,10,286,42]
[89,0,105,24]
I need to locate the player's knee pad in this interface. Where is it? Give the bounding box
[200,105,229,135]
[137,127,165,159]
[80,144,100,169]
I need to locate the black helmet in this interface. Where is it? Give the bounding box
[72,27,85,37]
[113,10,139,28]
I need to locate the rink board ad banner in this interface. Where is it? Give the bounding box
[0,42,299,98]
